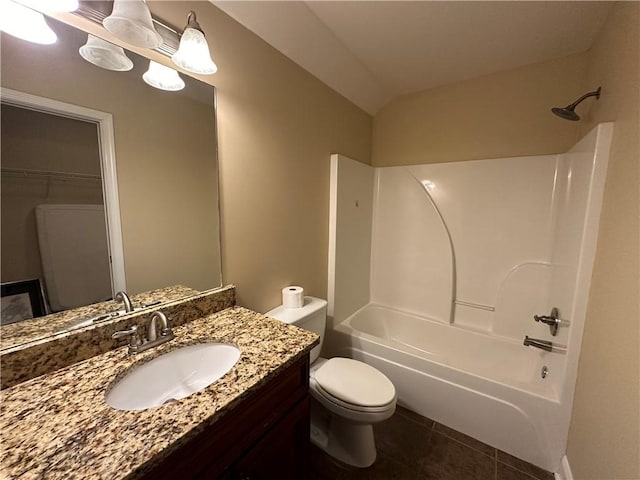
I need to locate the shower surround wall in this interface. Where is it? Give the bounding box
[326,123,613,472]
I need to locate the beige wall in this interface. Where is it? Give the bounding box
[147,2,372,312]
[372,53,588,166]
[566,3,640,479]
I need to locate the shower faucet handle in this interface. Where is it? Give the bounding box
[533,307,569,336]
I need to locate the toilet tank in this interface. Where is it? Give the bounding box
[265,296,327,363]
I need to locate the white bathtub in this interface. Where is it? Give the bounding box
[330,304,568,472]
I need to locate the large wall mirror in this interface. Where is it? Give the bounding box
[1,10,222,349]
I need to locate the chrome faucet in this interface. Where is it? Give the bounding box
[115,291,134,313]
[147,311,171,341]
[111,311,175,355]
[523,336,567,354]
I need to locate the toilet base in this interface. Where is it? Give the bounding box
[310,400,377,468]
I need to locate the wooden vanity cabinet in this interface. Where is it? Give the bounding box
[140,355,310,480]
[229,397,310,479]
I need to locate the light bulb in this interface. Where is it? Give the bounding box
[16,0,78,12]
[103,0,162,49]
[79,34,134,72]
[0,0,57,45]
[171,11,217,75]
[143,61,185,91]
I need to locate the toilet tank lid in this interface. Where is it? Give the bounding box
[265,296,327,324]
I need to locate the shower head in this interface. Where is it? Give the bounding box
[551,106,581,121]
[551,87,601,121]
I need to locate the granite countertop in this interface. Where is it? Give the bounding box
[1,285,199,351]
[0,306,319,480]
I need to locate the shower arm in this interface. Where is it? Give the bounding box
[565,87,601,110]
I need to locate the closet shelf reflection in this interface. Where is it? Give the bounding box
[1,168,101,182]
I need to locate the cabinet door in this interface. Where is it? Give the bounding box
[145,356,310,480]
[232,397,310,480]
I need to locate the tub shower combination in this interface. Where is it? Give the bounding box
[326,123,613,472]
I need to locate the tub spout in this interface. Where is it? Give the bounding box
[523,336,553,352]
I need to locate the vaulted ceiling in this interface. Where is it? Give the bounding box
[212,1,612,114]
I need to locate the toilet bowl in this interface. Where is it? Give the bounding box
[309,357,396,467]
[266,297,397,467]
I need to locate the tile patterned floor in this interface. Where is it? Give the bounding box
[310,406,555,480]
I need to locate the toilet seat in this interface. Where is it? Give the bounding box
[312,381,395,414]
[312,357,396,409]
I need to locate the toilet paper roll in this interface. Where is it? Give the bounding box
[282,286,304,309]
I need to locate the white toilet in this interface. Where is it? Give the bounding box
[266,296,396,467]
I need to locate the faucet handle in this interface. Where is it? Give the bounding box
[112,325,142,348]
[533,307,569,336]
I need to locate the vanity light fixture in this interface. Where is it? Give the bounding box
[171,11,217,75]
[142,60,185,91]
[79,34,133,72]
[103,0,162,49]
[0,0,57,44]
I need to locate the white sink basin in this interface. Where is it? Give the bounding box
[106,343,241,411]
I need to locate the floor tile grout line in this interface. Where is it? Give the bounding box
[395,410,436,430]
[316,419,551,480]
[497,459,552,480]
[434,424,553,479]
[416,421,436,477]
[496,451,554,479]
[419,420,435,475]
[433,429,496,460]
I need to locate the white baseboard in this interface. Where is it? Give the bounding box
[555,455,574,480]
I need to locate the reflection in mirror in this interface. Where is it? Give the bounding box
[0,13,222,350]
[1,103,112,315]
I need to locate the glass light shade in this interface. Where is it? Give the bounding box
[16,0,78,12]
[103,0,162,49]
[0,0,57,44]
[142,61,185,91]
[172,27,217,75]
[79,34,133,71]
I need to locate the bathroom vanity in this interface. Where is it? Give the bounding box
[0,292,318,479]
[145,355,311,479]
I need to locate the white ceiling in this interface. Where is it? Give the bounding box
[212,1,612,114]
